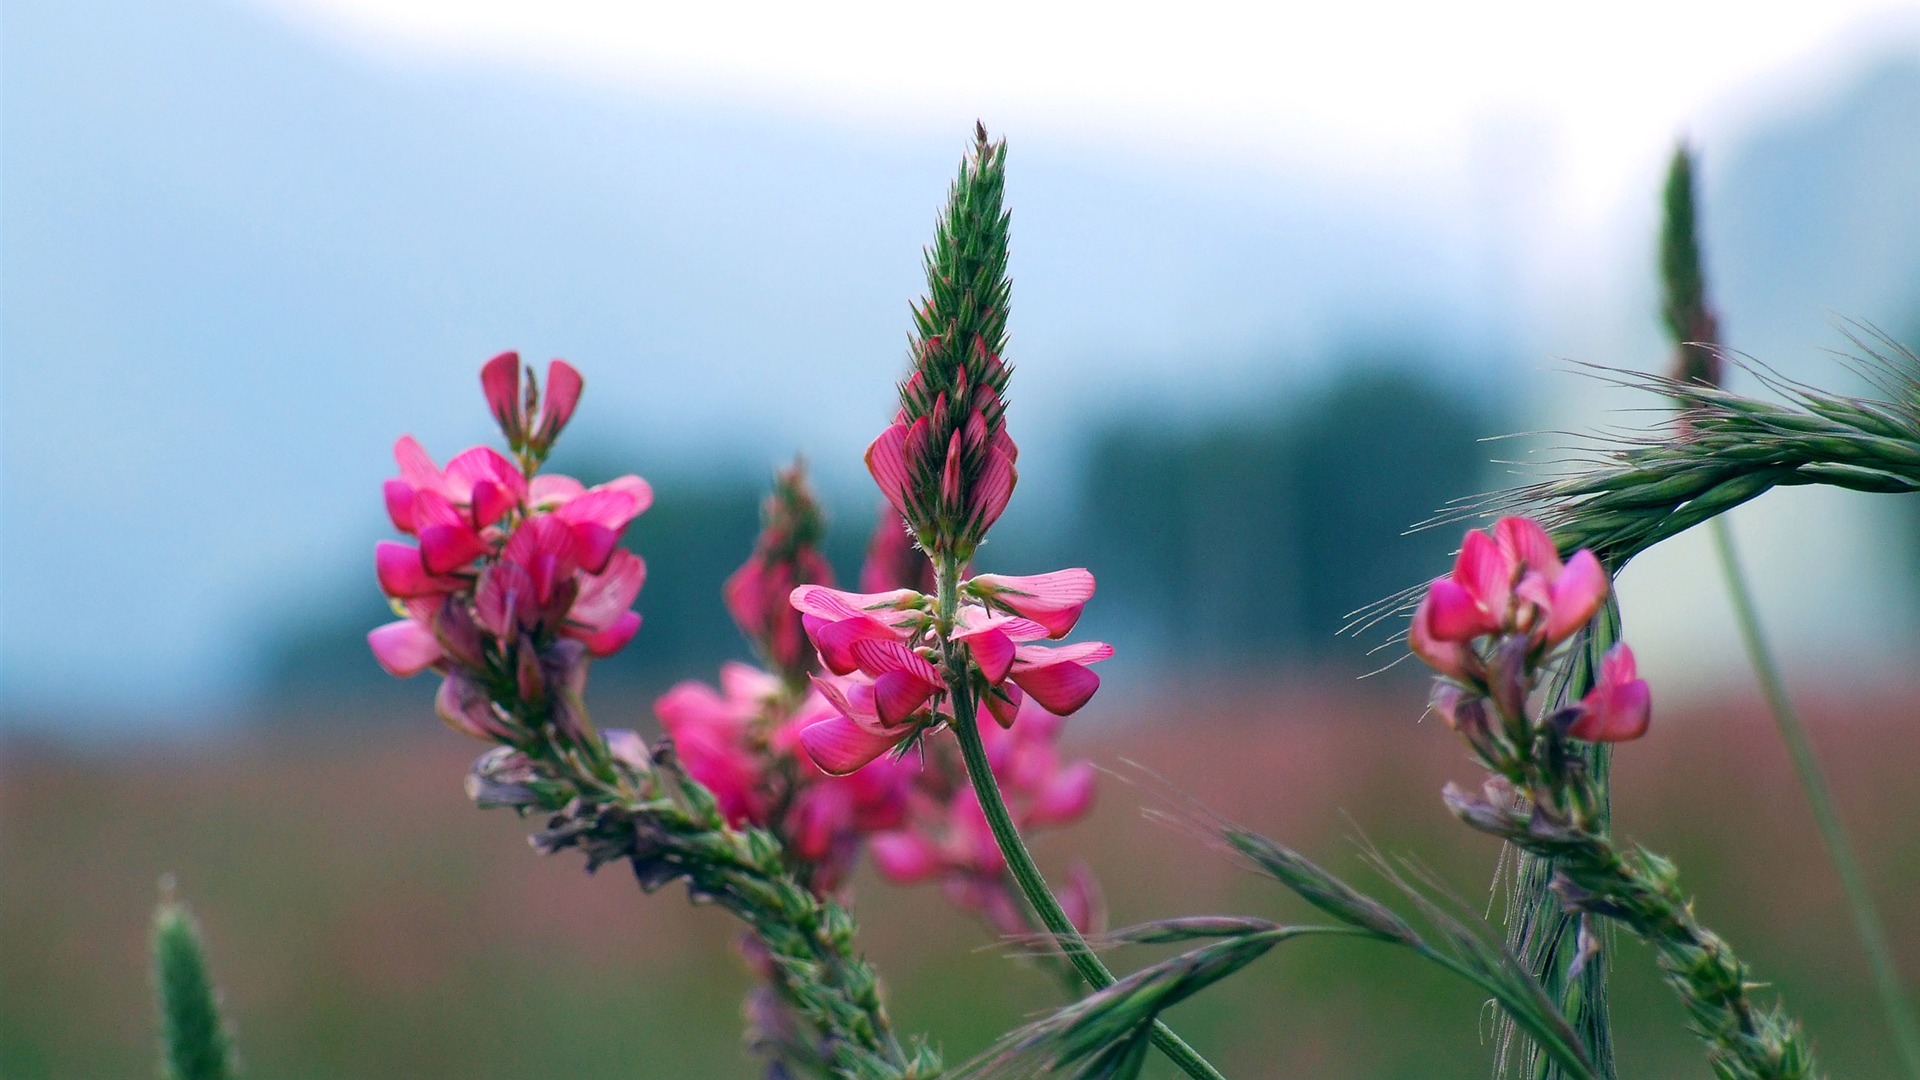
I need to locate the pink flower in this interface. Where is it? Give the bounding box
[1566,644,1652,742]
[473,513,645,658]
[965,569,1095,638]
[788,581,1112,775]
[1411,516,1608,678]
[655,663,780,826]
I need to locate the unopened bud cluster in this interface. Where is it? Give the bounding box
[868,125,1018,566]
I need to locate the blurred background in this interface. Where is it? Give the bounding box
[5,0,1920,1076]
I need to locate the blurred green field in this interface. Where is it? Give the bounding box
[6,679,1918,1079]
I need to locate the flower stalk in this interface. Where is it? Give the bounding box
[1662,142,1920,1078]
[935,555,1228,1080]
[1416,517,1820,1080]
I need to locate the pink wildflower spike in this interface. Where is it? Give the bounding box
[1542,549,1609,645]
[966,569,1095,638]
[480,351,522,438]
[536,360,583,445]
[1567,643,1652,742]
[368,619,443,677]
[798,713,905,776]
[374,541,458,599]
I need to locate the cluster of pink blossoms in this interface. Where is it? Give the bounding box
[791,570,1108,774]
[656,493,1102,906]
[368,353,650,742]
[1411,516,1650,743]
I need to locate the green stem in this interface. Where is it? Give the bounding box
[1710,516,1920,1078]
[937,559,1228,1080]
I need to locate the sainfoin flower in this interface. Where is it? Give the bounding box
[788,569,1108,775]
[1565,644,1652,742]
[1409,516,1608,680]
[367,354,650,746]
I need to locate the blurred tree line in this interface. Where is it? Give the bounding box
[259,360,1502,713]
[1071,363,1501,672]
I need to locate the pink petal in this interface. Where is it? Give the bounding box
[575,610,641,657]
[602,475,654,515]
[1542,549,1609,646]
[1570,678,1651,742]
[444,446,524,503]
[528,473,586,508]
[1424,577,1497,642]
[480,351,522,435]
[790,584,923,623]
[1408,590,1470,679]
[375,541,454,598]
[1012,641,1114,669]
[872,669,939,727]
[847,638,940,682]
[1012,661,1100,715]
[1495,516,1563,576]
[808,615,897,676]
[392,434,442,490]
[967,569,1095,637]
[864,423,914,522]
[368,619,443,677]
[869,832,947,883]
[469,479,515,529]
[798,715,903,776]
[383,480,417,533]
[1452,529,1512,626]
[811,673,880,724]
[967,444,1017,534]
[419,523,489,575]
[964,627,1016,683]
[569,549,646,631]
[539,359,583,440]
[983,683,1023,727]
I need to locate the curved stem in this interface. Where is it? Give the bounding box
[936,559,1228,1080]
[1710,517,1920,1077]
